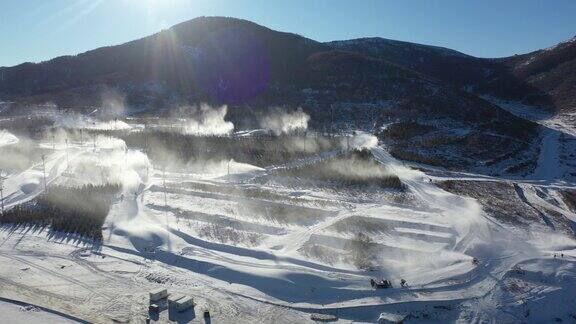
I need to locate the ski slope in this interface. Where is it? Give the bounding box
[0,129,575,323]
[0,130,19,147]
[0,299,82,324]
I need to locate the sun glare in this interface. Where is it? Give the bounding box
[138,0,187,11]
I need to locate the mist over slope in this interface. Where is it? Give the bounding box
[1,111,573,323]
[0,16,548,173]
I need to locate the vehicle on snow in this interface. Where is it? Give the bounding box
[371,278,393,289]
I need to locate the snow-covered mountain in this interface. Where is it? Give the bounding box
[0,17,575,323]
[328,35,576,115]
[0,16,547,174]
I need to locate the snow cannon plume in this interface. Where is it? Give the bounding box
[179,103,234,136]
[100,88,127,119]
[0,129,19,148]
[344,132,379,150]
[260,107,310,135]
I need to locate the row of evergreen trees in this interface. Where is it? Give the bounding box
[86,128,342,168]
[278,149,404,189]
[0,184,120,241]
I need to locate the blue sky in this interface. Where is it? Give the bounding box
[1,0,575,67]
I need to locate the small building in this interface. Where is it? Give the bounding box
[149,288,168,302]
[149,304,159,313]
[168,294,184,307]
[173,296,195,312]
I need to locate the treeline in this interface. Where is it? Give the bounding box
[561,190,576,213]
[388,147,448,167]
[345,233,378,270]
[278,149,404,189]
[0,115,54,139]
[381,121,435,140]
[86,128,342,168]
[0,184,120,241]
[197,223,262,247]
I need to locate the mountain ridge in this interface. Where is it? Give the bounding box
[0,16,573,116]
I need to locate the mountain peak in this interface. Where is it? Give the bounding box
[170,16,265,32]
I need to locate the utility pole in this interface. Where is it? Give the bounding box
[0,182,4,215]
[65,138,69,169]
[336,293,340,321]
[330,104,334,137]
[162,165,168,209]
[0,170,5,215]
[80,129,83,146]
[41,155,47,193]
[144,128,148,154]
[162,164,170,228]
[347,134,350,152]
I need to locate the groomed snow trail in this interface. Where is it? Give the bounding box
[99,142,547,310]
[2,126,576,322]
[371,146,489,254]
[487,98,576,184]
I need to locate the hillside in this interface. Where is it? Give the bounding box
[0,17,328,108]
[501,36,576,113]
[0,17,530,118]
[329,36,576,114]
[0,16,542,172]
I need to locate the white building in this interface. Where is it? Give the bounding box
[149,288,168,302]
[172,295,195,312]
[168,294,184,306]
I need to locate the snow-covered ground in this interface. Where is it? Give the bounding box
[0,299,82,324]
[0,125,575,323]
[0,129,19,147]
[485,98,576,185]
